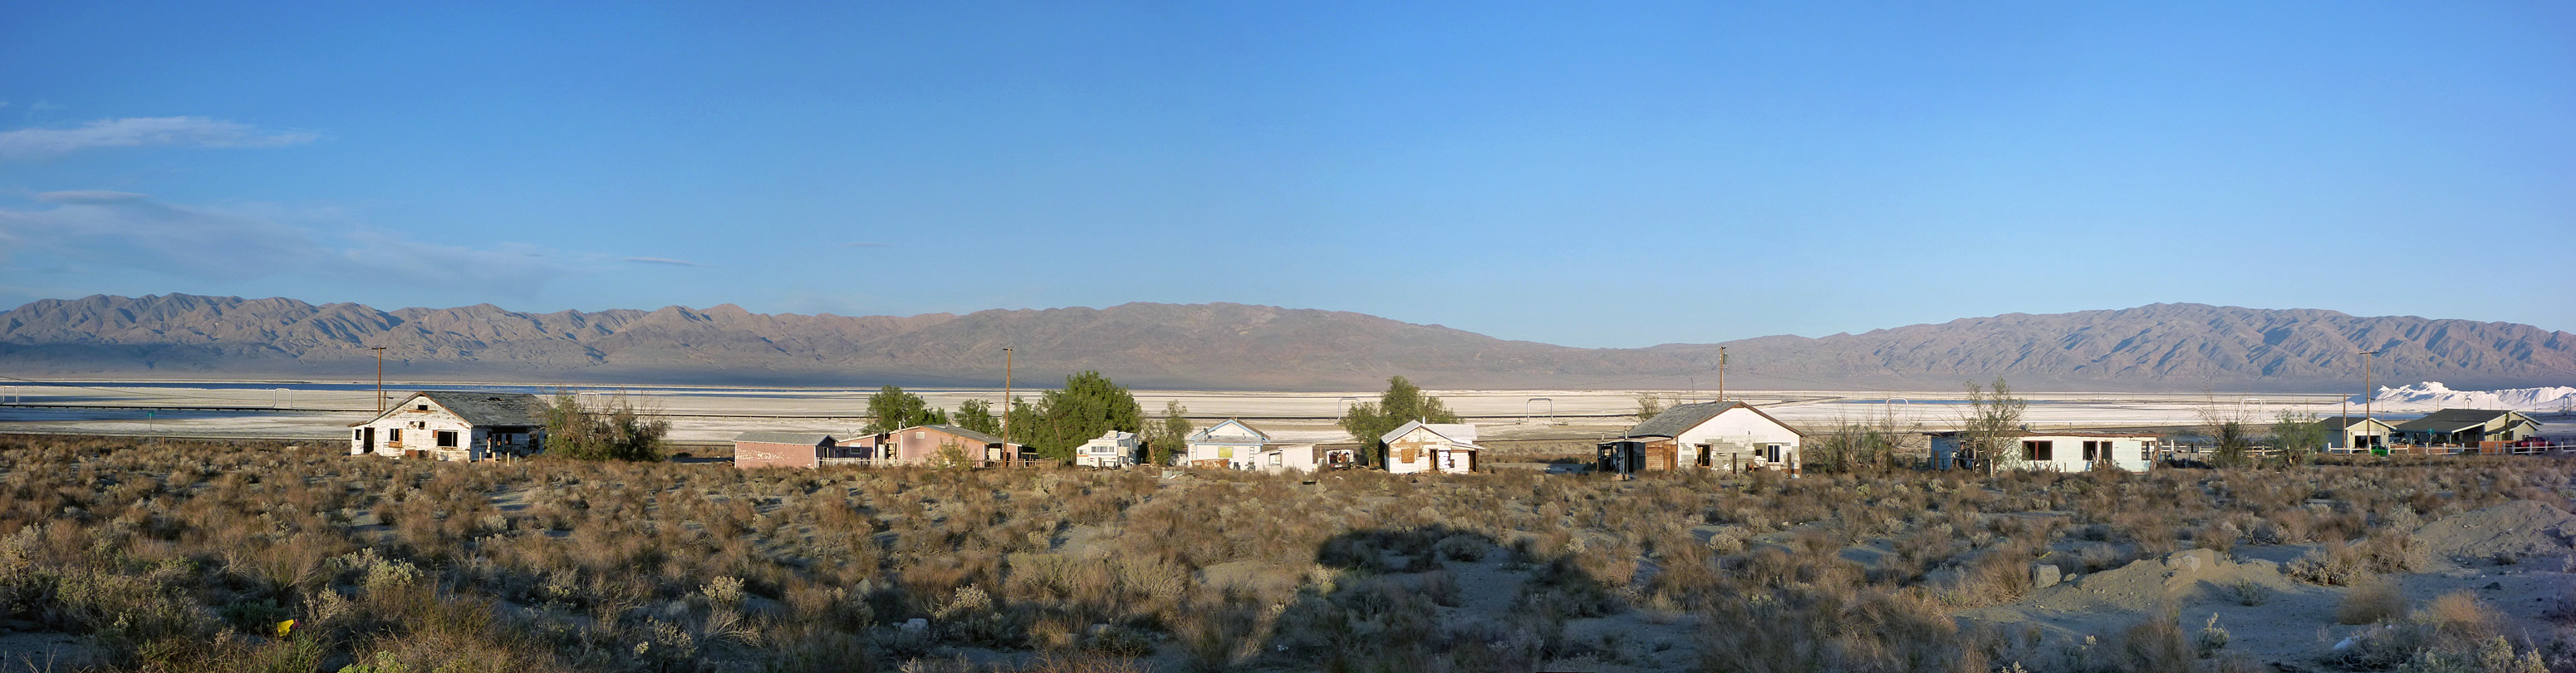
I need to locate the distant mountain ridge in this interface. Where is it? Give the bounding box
[2,294,2569,391]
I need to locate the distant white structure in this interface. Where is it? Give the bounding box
[1185,419,1270,469]
[349,391,547,461]
[1381,420,1481,474]
[1076,430,1141,469]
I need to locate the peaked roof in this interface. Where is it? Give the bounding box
[2392,408,2538,432]
[1088,430,1137,442]
[358,391,547,427]
[1625,400,1804,438]
[2318,416,2395,431]
[1188,418,1269,443]
[734,431,837,445]
[1381,420,1479,445]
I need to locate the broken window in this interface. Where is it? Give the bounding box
[436,430,459,448]
[2023,440,2053,461]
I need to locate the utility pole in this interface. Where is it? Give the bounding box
[370,346,388,414]
[1001,347,1013,464]
[1716,346,1727,404]
[2359,349,2381,450]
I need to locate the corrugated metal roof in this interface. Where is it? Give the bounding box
[734,431,837,445]
[1624,401,1806,438]
[364,391,547,427]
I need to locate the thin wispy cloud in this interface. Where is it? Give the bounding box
[0,116,317,160]
[0,192,560,295]
[621,257,703,267]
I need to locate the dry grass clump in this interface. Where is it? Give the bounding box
[2338,574,2408,625]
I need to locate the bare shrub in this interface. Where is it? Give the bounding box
[2339,574,2407,625]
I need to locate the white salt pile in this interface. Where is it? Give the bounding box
[2353,381,2576,413]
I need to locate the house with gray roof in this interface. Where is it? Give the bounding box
[2392,409,2542,449]
[349,391,547,461]
[1597,400,1803,474]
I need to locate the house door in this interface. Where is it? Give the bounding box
[362,427,375,450]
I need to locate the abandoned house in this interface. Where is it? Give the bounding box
[836,425,1031,467]
[1184,419,1270,470]
[348,391,547,461]
[1597,401,1803,474]
[1929,430,2158,472]
[1381,420,1481,474]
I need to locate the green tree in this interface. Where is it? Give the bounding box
[2269,410,2326,467]
[1337,376,1461,468]
[1960,377,2026,472]
[865,386,948,433]
[539,391,669,461]
[1141,400,1193,466]
[1009,371,1145,460]
[954,399,1001,435]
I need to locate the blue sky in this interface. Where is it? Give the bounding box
[2,2,2569,348]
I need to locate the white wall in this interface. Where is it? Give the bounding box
[1670,408,1803,472]
[2015,435,2155,472]
[349,397,479,460]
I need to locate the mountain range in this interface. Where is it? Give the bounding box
[2,293,2570,392]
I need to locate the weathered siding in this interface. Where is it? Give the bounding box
[734,441,825,469]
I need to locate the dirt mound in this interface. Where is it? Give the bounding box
[1997,549,2311,618]
[2411,501,2576,562]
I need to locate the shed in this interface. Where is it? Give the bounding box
[733,431,842,469]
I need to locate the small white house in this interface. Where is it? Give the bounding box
[350,391,547,461]
[1930,431,2157,472]
[2320,416,2395,453]
[1597,401,1804,474]
[1185,419,1270,469]
[1381,420,1481,474]
[1077,430,1142,468]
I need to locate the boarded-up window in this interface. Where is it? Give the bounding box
[1396,445,1420,464]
